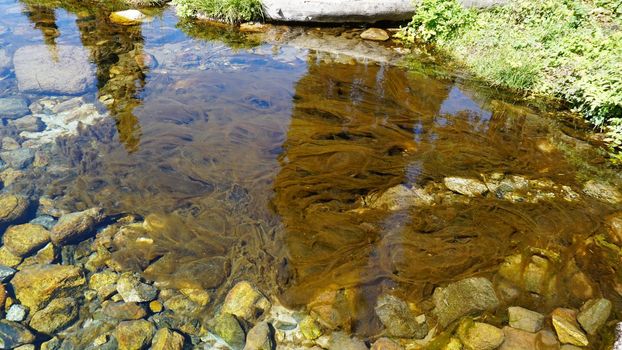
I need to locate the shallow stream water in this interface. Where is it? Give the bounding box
[1,0,622,347]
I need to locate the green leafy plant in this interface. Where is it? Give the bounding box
[400,0,474,43]
[172,0,263,23]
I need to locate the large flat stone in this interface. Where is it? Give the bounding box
[262,0,507,23]
[13,45,95,95]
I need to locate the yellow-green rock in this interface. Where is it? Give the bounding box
[222,281,270,321]
[3,224,50,257]
[151,328,184,350]
[116,320,155,350]
[300,316,322,340]
[29,297,78,334]
[551,308,588,347]
[11,264,85,312]
[457,319,504,350]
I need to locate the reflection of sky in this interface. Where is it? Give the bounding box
[439,86,492,132]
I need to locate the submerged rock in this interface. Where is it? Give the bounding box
[102,301,147,320]
[0,148,34,169]
[50,208,105,245]
[0,97,29,119]
[498,326,559,350]
[151,328,184,350]
[444,177,488,197]
[210,312,246,350]
[360,28,390,41]
[551,308,588,347]
[0,265,16,282]
[576,298,612,335]
[29,297,78,334]
[13,45,95,95]
[0,194,30,226]
[0,320,35,349]
[244,321,274,350]
[109,10,147,25]
[508,306,544,333]
[222,281,271,321]
[374,294,427,338]
[457,319,504,350]
[432,277,499,327]
[116,272,157,303]
[326,331,367,350]
[5,304,28,322]
[371,338,402,350]
[116,320,155,350]
[3,223,50,257]
[11,264,85,312]
[583,180,622,204]
[364,184,434,211]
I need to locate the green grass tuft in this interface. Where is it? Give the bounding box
[172,0,263,23]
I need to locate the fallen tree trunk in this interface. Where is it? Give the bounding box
[262,0,507,23]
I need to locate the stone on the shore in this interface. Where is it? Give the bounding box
[222,281,271,321]
[457,319,504,350]
[0,320,35,349]
[29,297,78,334]
[0,194,30,226]
[109,10,147,25]
[210,312,246,350]
[116,320,155,350]
[50,207,105,245]
[13,45,95,95]
[11,264,85,312]
[102,301,147,320]
[0,265,15,282]
[3,223,50,257]
[244,321,274,350]
[262,0,415,22]
[326,331,367,350]
[0,97,29,120]
[0,148,34,170]
[360,28,390,41]
[5,304,28,322]
[551,308,588,347]
[576,298,612,335]
[444,177,488,197]
[508,306,544,333]
[433,277,499,327]
[89,270,119,300]
[116,272,157,303]
[151,328,184,350]
[375,294,427,338]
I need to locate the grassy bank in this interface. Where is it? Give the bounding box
[172,0,263,23]
[398,0,622,162]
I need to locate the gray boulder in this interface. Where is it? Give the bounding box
[13,45,95,95]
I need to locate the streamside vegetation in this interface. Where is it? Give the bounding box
[172,0,263,23]
[398,0,622,162]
